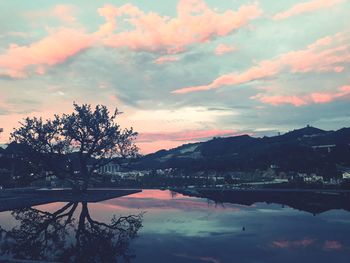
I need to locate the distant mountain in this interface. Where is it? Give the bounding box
[132,126,350,177]
[281,126,327,139]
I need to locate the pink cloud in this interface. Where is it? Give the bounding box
[273,0,345,20]
[172,59,281,94]
[252,84,350,106]
[137,129,242,142]
[53,5,76,23]
[215,43,236,55]
[0,28,95,77]
[173,32,350,94]
[0,1,260,78]
[252,94,308,107]
[96,4,125,36]
[25,4,77,24]
[99,0,261,53]
[136,129,248,153]
[155,56,180,64]
[307,84,350,104]
[334,66,344,72]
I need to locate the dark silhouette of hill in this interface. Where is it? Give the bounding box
[281,126,327,139]
[132,126,350,177]
[177,188,350,215]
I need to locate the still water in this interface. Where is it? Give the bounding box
[0,189,349,262]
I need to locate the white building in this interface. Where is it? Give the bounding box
[342,172,350,179]
[311,144,336,153]
[98,162,120,175]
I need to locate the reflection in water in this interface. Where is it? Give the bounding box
[0,202,143,263]
[0,190,349,263]
[177,189,350,215]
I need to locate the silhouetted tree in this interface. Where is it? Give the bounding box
[10,103,139,190]
[0,202,144,262]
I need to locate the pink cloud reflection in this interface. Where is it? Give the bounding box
[175,254,221,263]
[272,238,316,249]
[127,189,182,200]
[323,240,343,251]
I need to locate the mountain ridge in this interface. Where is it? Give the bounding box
[132,126,350,177]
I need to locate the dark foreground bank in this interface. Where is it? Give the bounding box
[0,188,141,212]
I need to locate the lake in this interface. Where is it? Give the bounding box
[0,189,349,262]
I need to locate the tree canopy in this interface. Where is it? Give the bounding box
[10,103,139,190]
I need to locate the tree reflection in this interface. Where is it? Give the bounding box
[0,202,143,262]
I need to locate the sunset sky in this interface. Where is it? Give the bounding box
[0,0,349,153]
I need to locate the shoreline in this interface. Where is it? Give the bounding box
[0,188,141,212]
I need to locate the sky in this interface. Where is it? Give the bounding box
[0,0,349,154]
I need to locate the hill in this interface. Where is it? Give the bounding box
[132,126,350,177]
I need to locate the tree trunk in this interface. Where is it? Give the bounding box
[72,183,82,193]
[79,159,89,193]
[82,179,88,192]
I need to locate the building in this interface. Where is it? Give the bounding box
[343,172,350,179]
[98,162,120,175]
[311,144,336,153]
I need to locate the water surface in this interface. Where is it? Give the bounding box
[0,189,349,262]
